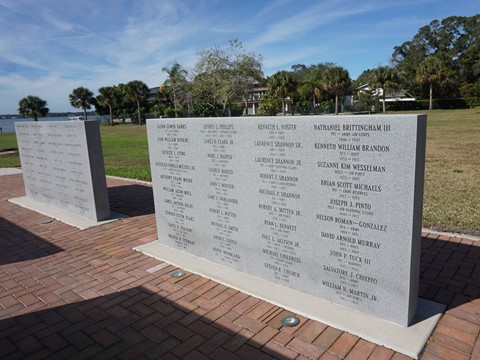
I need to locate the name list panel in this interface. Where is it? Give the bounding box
[15,121,110,221]
[147,115,426,326]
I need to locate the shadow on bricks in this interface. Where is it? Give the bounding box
[0,216,63,266]
[108,185,155,218]
[0,286,288,360]
[420,236,480,310]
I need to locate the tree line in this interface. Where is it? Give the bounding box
[18,15,480,121]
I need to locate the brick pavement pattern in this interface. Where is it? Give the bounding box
[1,173,479,359]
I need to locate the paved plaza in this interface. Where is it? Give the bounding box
[1,173,479,359]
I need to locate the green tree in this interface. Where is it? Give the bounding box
[291,63,333,109]
[230,39,264,115]
[150,85,170,117]
[192,39,263,117]
[162,63,188,117]
[370,66,398,113]
[356,88,377,114]
[114,83,136,118]
[416,56,445,110]
[353,69,378,113]
[460,82,480,108]
[392,15,480,99]
[126,80,150,124]
[193,46,229,116]
[296,79,322,110]
[258,92,282,116]
[18,95,49,121]
[352,69,375,89]
[322,66,351,115]
[96,86,118,126]
[191,73,219,117]
[268,71,296,115]
[69,87,95,120]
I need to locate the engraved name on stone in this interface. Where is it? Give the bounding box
[152,123,196,250]
[254,122,303,284]
[201,123,240,264]
[310,121,407,309]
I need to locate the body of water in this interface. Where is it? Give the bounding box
[0,116,108,133]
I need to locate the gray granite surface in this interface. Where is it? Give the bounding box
[146,115,427,326]
[15,121,110,221]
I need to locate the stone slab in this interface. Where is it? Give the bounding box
[0,167,23,176]
[14,121,110,221]
[135,240,444,359]
[9,196,126,230]
[146,115,427,326]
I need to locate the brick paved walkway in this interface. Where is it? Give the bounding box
[1,173,479,359]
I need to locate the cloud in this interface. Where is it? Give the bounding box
[0,3,207,112]
[40,8,87,33]
[262,46,328,75]
[255,0,295,18]
[248,1,377,50]
[0,0,476,113]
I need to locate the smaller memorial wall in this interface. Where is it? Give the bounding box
[146,115,426,326]
[15,121,110,221]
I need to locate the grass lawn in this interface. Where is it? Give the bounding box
[99,124,151,181]
[1,109,479,235]
[421,108,480,235]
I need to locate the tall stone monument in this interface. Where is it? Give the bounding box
[15,121,110,222]
[145,115,426,327]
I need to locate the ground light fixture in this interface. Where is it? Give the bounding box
[281,315,300,327]
[170,270,186,278]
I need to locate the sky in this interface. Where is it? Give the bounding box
[0,0,478,114]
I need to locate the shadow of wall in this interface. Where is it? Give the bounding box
[0,285,289,359]
[419,235,480,310]
[0,216,63,266]
[108,184,155,217]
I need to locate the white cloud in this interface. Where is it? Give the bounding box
[255,0,295,18]
[0,0,477,113]
[248,0,377,49]
[40,8,87,33]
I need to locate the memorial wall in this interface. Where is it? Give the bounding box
[15,121,110,222]
[147,115,426,326]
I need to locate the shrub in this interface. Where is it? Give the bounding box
[386,98,468,111]
[163,107,175,118]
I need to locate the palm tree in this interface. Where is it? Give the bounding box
[416,56,444,110]
[97,86,117,126]
[268,71,296,115]
[291,64,325,110]
[370,66,399,113]
[322,66,351,115]
[69,87,95,120]
[18,95,49,121]
[162,63,188,117]
[298,77,322,109]
[126,80,150,124]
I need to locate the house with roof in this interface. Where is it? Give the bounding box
[355,84,415,110]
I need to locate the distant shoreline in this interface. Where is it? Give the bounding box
[0,112,95,120]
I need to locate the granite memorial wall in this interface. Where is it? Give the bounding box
[15,121,110,221]
[147,115,426,326]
